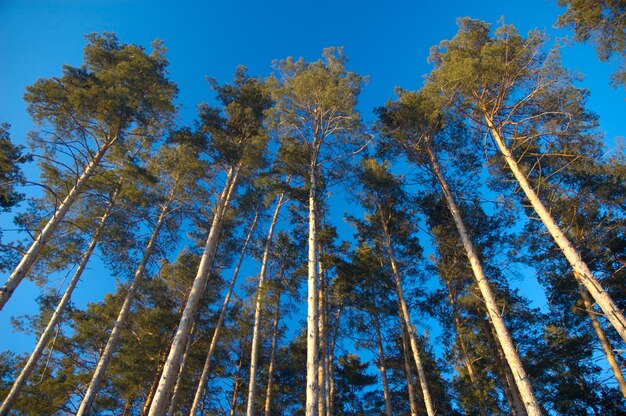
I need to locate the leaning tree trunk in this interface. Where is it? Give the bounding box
[246,193,286,416]
[0,136,117,311]
[188,211,258,416]
[578,282,626,398]
[78,197,173,415]
[148,165,240,416]
[383,227,436,416]
[0,188,118,416]
[264,289,282,416]
[400,318,419,416]
[373,312,393,416]
[484,114,626,342]
[167,322,196,416]
[306,155,320,416]
[425,140,542,416]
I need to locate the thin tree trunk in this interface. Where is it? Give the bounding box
[123,394,135,416]
[0,136,117,311]
[143,344,169,416]
[328,303,342,416]
[149,165,240,416]
[306,157,319,416]
[383,227,436,416]
[167,322,196,416]
[230,356,244,416]
[246,193,286,416]
[189,211,258,416]
[400,318,419,416]
[263,291,282,416]
[373,313,393,416]
[78,198,173,415]
[443,275,488,416]
[578,283,626,398]
[485,115,626,342]
[425,140,542,416]
[0,188,118,416]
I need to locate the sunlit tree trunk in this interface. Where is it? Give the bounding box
[318,254,328,416]
[246,193,285,416]
[306,156,320,416]
[230,356,244,416]
[578,282,626,398]
[0,187,118,416]
[400,318,419,416]
[484,115,626,343]
[384,227,435,416]
[425,140,542,415]
[0,137,117,311]
[189,210,258,416]
[148,165,240,416]
[373,313,393,416]
[78,197,173,415]
[263,289,282,416]
[167,322,196,416]
[328,303,342,416]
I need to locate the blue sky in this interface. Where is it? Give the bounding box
[1,0,624,356]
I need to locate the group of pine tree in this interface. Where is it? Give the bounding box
[1,3,625,415]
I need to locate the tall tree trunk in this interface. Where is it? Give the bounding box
[425,140,542,416]
[123,394,135,416]
[306,157,320,416]
[246,193,286,416]
[443,275,488,416]
[317,254,327,416]
[263,291,282,416]
[400,318,419,416]
[189,211,258,416]
[143,343,170,416]
[328,303,342,416]
[373,313,393,416]
[167,322,196,416]
[578,283,626,398]
[383,227,436,416]
[0,188,118,416]
[148,165,240,416]
[78,197,173,415]
[0,136,117,311]
[484,115,626,342]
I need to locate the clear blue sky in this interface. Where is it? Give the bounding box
[1,1,624,354]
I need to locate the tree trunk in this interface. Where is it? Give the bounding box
[373,313,393,416]
[383,227,436,416]
[188,211,258,416]
[306,157,320,416]
[263,291,282,416]
[148,165,240,416]
[484,115,626,342]
[328,303,342,416]
[143,344,169,416]
[0,136,117,311]
[230,356,244,416]
[78,198,173,415]
[246,193,286,416]
[578,283,626,398]
[400,318,419,416]
[425,140,542,416]
[0,188,118,416]
[167,322,196,416]
[317,254,328,416]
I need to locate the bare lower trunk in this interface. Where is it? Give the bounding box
[425,141,542,416]
[0,190,117,416]
[78,198,172,415]
[306,159,319,416]
[167,323,196,416]
[148,166,240,416]
[485,116,626,342]
[384,229,435,416]
[373,313,393,416]
[230,357,244,416]
[189,211,258,416]
[246,194,285,416]
[328,304,342,416]
[143,345,169,416]
[263,293,282,416]
[317,255,327,416]
[578,283,626,398]
[400,319,419,416]
[0,136,116,311]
